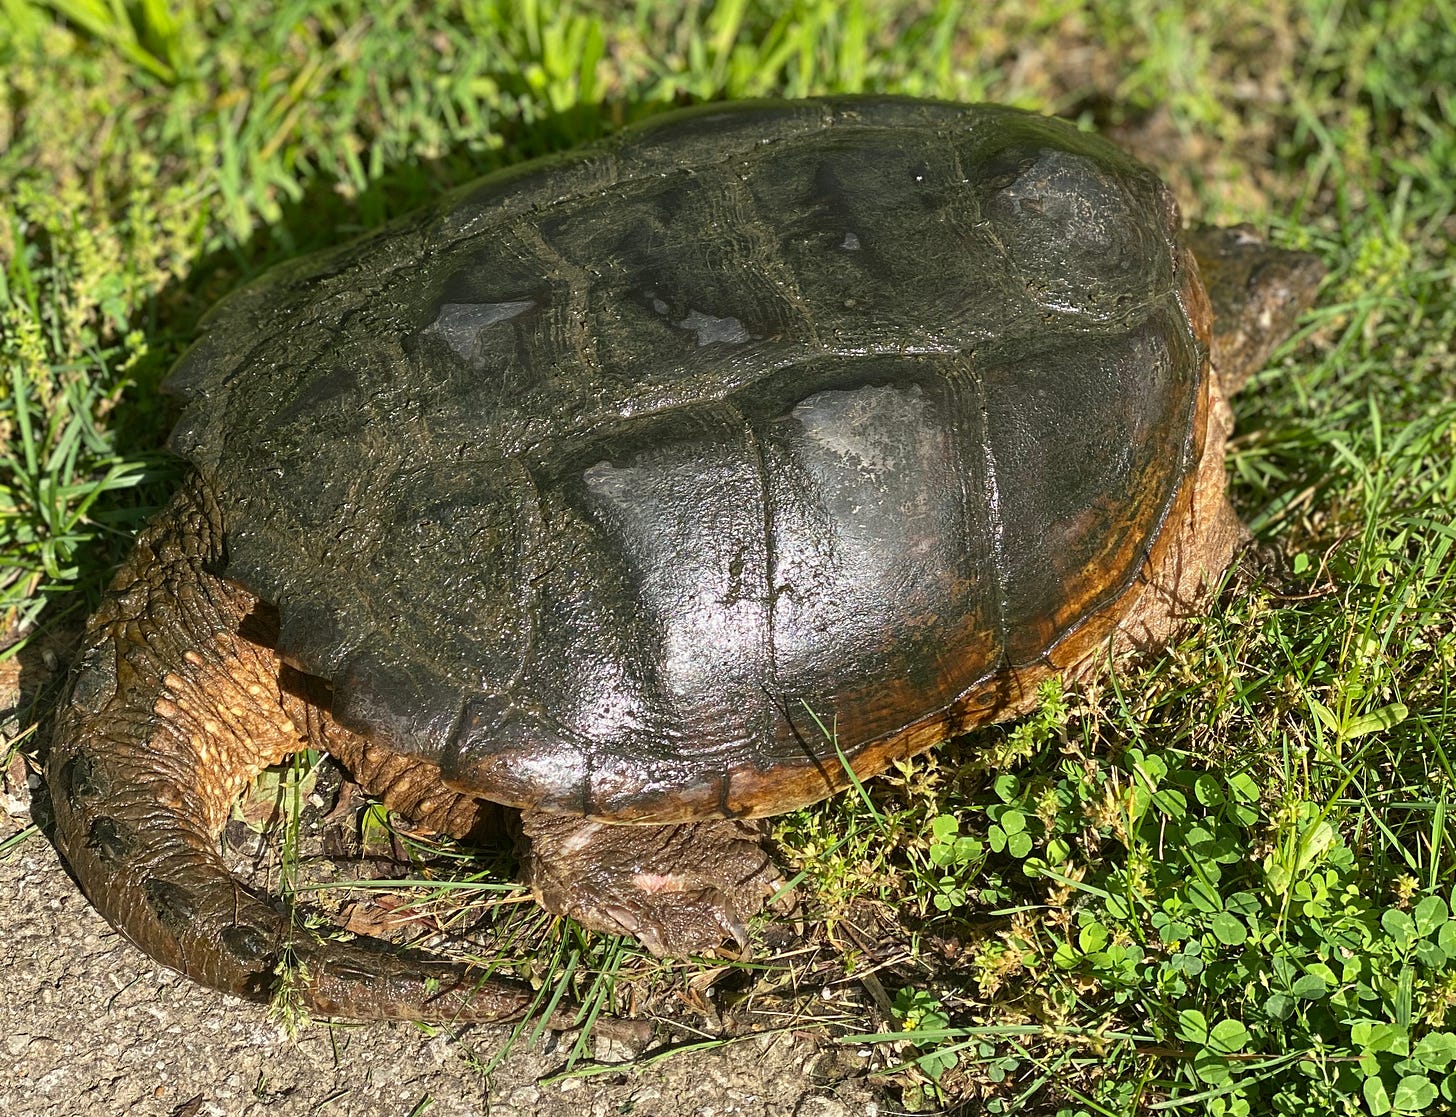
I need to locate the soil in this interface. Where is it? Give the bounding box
[0,643,885,1117]
[0,825,883,1117]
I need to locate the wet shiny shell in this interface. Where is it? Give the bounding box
[167,97,1207,822]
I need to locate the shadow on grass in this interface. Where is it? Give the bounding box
[11,90,655,806]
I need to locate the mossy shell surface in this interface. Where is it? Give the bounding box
[167,97,1207,822]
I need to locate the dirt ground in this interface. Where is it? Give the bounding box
[0,827,884,1117]
[0,642,885,1117]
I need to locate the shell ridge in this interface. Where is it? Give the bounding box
[508,214,603,379]
[726,397,779,728]
[967,358,1011,656]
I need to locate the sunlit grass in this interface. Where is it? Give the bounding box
[3,1,1452,1112]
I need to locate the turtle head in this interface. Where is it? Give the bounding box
[1185,224,1325,395]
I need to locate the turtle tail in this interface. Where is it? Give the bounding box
[46,475,560,1025]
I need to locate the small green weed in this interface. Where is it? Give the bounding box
[4,2,1453,1114]
[922,813,984,913]
[892,986,959,1105]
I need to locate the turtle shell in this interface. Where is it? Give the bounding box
[167,97,1209,823]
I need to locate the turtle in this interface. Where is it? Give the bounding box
[45,96,1323,1024]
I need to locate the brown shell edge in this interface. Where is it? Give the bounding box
[577,242,1231,824]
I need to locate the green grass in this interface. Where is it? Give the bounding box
[3,1,1454,1113]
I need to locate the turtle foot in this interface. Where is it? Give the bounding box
[518,812,787,957]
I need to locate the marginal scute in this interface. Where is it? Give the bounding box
[333,648,469,757]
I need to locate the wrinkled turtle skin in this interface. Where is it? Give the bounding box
[46,97,1323,1023]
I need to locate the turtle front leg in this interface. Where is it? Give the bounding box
[46,476,554,1023]
[518,812,785,957]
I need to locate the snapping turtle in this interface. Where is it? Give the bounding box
[46,97,1322,1023]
